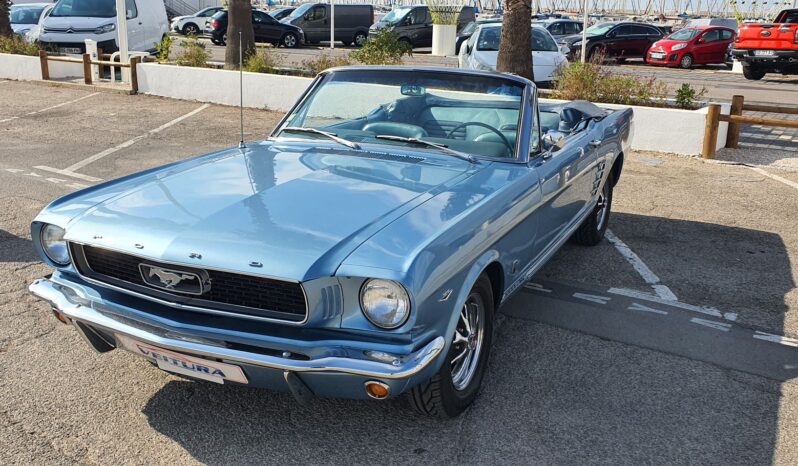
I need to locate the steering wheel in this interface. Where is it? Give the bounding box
[445,122,514,154]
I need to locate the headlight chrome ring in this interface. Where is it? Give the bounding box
[40,224,70,266]
[359,279,411,329]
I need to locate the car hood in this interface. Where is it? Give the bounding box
[59,142,477,282]
[473,49,562,67]
[561,33,594,45]
[650,39,688,50]
[42,15,114,29]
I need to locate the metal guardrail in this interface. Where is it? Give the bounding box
[38,50,142,93]
[702,95,798,159]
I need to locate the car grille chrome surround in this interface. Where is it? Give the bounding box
[69,243,308,323]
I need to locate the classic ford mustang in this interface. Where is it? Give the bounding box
[30,67,632,417]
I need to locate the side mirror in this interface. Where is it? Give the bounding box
[541,132,567,151]
[126,9,134,19]
[697,37,705,44]
[607,31,615,38]
[560,45,570,55]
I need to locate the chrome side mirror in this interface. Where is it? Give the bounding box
[542,132,567,151]
[560,44,570,55]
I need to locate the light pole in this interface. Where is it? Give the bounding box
[115,0,129,82]
[581,0,588,63]
[330,0,335,49]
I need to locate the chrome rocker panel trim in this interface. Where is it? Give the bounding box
[29,277,445,380]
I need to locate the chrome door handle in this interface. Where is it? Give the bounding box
[589,139,602,147]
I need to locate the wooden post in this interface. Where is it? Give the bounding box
[726,95,744,149]
[39,50,49,80]
[82,53,92,85]
[130,56,141,94]
[97,48,104,79]
[702,104,721,159]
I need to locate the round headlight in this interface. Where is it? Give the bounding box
[360,279,410,329]
[40,224,70,265]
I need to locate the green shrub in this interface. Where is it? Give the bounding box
[301,53,352,75]
[350,29,410,65]
[674,82,706,109]
[154,35,173,63]
[243,48,281,73]
[174,37,210,68]
[0,35,40,56]
[552,61,668,107]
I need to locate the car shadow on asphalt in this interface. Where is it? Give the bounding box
[140,213,794,464]
[0,230,39,264]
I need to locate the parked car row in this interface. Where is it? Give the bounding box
[9,2,53,43]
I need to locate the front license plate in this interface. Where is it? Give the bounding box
[117,334,248,384]
[753,50,775,56]
[58,47,81,54]
[650,52,665,59]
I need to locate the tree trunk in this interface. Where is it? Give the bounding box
[496,0,533,82]
[225,0,256,69]
[0,0,12,37]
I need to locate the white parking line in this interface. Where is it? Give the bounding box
[605,229,678,301]
[747,166,798,192]
[608,287,737,321]
[34,166,103,182]
[753,331,798,348]
[690,317,732,332]
[0,92,100,123]
[64,103,210,172]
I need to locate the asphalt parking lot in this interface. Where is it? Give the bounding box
[1,79,798,464]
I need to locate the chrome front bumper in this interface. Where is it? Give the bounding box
[29,277,445,382]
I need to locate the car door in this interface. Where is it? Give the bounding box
[304,4,327,43]
[124,0,146,51]
[717,29,734,62]
[404,7,432,47]
[628,25,655,56]
[533,123,598,251]
[547,22,563,40]
[694,29,720,63]
[605,25,632,57]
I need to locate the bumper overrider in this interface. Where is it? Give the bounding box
[29,275,445,402]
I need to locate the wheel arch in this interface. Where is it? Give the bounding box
[610,151,624,187]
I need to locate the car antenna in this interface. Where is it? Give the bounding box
[238,31,246,150]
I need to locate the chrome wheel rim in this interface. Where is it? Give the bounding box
[185,25,198,35]
[355,34,366,46]
[596,183,609,231]
[284,34,296,47]
[451,293,485,391]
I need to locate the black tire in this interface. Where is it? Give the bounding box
[182,23,200,36]
[409,274,494,418]
[679,53,693,69]
[572,175,613,246]
[210,38,221,46]
[353,31,368,47]
[742,64,765,80]
[586,46,602,63]
[281,32,299,48]
[398,37,413,51]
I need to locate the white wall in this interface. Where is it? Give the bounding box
[136,63,313,112]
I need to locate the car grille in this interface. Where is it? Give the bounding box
[71,244,307,323]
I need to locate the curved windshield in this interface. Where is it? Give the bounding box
[477,26,558,52]
[50,0,120,18]
[667,28,701,40]
[286,3,312,20]
[585,22,614,36]
[11,5,46,24]
[382,7,412,24]
[460,21,477,35]
[276,70,527,159]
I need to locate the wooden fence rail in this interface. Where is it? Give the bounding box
[702,95,798,159]
[38,50,141,93]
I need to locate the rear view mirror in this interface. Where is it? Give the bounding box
[542,132,567,151]
[401,84,426,96]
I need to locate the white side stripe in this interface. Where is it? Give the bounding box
[753,331,798,348]
[628,302,668,315]
[573,293,611,305]
[690,318,732,332]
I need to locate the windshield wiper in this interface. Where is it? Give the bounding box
[279,126,361,150]
[374,135,476,163]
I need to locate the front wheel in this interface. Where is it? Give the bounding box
[409,275,494,418]
[281,32,299,48]
[572,175,613,246]
[679,54,693,69]
[182,23,200,36]
[353,31,368,47]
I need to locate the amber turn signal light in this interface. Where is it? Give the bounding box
[364,381,390,400]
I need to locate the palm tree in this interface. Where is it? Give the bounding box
[496,0,533,81]
[0,0,12,37]
[225,0,256,69]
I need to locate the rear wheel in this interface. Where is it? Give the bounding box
[742,64,765,80]
[409,275,494,418]
[572,175,613,246]
[679,54,693,69]
[398,37,413,52]
[353,31,368,47]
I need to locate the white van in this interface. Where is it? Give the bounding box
[39,0,168,54]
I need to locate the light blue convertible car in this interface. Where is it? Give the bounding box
[30,67,632,417]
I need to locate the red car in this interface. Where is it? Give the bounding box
[646,26,735,68]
